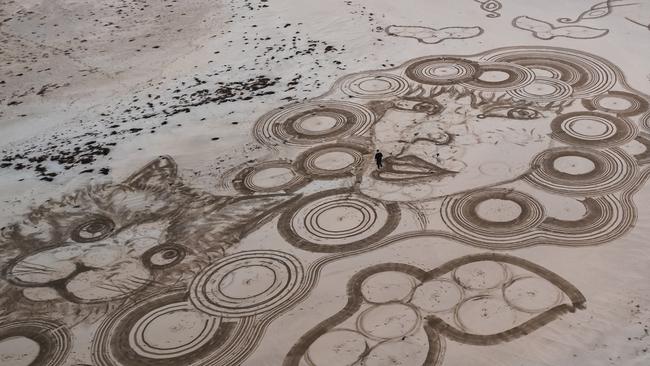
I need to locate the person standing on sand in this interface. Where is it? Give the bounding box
[374,150,383,169]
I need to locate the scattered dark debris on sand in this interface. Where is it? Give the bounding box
[0,0,366,181]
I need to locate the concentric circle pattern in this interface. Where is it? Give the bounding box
[485,47,617,98]
[582,91,649,117]
[278,188,401,253]
[507,77,573,102]
[233,161,307,193]
[190,250,304,318]
[92,290,252,366]
[294,142,370,179]
[253,101,375,147]
[338,73,410,99]
[128,302,221,359]
[550,111,638,147]
[525,147,637,196]
[0,319,71,366]
[404,57,480,85]
[441,189,545,245]
[461,62,535,91]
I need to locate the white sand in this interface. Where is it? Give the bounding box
[1,0,650,365]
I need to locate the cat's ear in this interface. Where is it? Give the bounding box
[122,155,178,190]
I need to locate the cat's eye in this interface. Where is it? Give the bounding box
[478,106,542,120]
[70,215,115,243]
[506,107,541,120]
[412,101,443,115]
[142,244,186,269]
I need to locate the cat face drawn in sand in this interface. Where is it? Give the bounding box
[0,156,298,321]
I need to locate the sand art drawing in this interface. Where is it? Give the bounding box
[385,25,484,44]
[512,16,610,39]
[557,0,638,23]
[474,0,502,18]
[625,16,650,30]
[2,46,650,365]
[284,253,586,366]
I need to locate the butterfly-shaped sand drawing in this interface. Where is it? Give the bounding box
[385,25,484,44]
[513,16,609,40]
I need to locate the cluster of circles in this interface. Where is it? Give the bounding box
[299,257,577,366]
[441,183,636,248]
[393,47,618,103]
[189,250,304,318]
[233,142,371,194]
[92,250,305,366]
[253,101,375,147]
[359,261,568,333]
[483,47,617,98]
[0,319,71,366]
[278,188,401,253]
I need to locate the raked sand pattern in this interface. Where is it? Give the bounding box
[2,1,650,365]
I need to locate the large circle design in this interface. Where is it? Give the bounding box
[411,279,463,313]
[503,276,563,313]
[278,189,401,253]
[441,189,545,244]
[485,47,617,98]
[454,295,516,335]
[582,91,649,117]
[356,303,421,341]
[189,250,303,318]
[294,142,370,179]
[526,147,637,196]
[405,57,479,85]
[0,320,71,366]
[452,261,509,291]
[92,290,252,366]
[253,101,375,147]
[339,73,410,99]
[550,111,638,147]
[361,271,417,304]
[462,62,535,91]
[507,77,573,102]
[233,161,307,193]
[305,329,368,366]
[128,302,221,359]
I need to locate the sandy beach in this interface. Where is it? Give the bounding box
[1,0,650,365]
